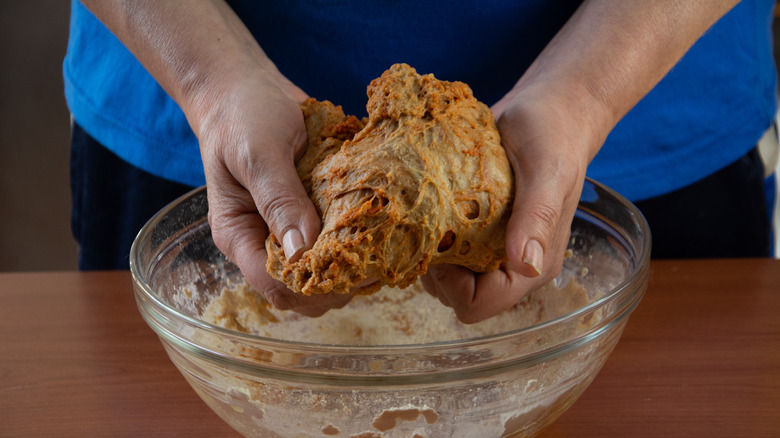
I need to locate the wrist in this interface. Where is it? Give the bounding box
[495,80,609,167]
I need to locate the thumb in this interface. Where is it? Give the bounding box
[248,148,321,263]
[496,108,584,281]
[505,180,571,279]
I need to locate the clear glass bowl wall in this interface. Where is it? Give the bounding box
[131,179,650,437]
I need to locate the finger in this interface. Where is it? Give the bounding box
[262,282,354,317]
[205,128,339,315]
[496,101,584,281]
[465,268,540,323]
[206,174,268,268]
[227,127,320,264]
[500,129,581,280]
[505,181,562,277]
[231,234,352,317]
[422,264,492,323]
[209,80,319,264]
[424,264,543,324]
[506,170,580,278]
[205,175,275,290]
[251,162,320,263]
[421,264,471,309]
[420,275,452,308]
[206,178,351,316]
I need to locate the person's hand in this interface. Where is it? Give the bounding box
[193,66,354,317]
[422,93,592,323]
[82,0,737,321]
[419,0,741,323]
[74,1,358,317]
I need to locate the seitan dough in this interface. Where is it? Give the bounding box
[266,63,513,295]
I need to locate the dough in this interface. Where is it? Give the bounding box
[266,63,513,295]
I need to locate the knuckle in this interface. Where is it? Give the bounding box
[527,202,560,237]
[207,212,238,258]
[530,204,561,230]
[260,284,296,310]
[455,311,483,325]
[449,296,478,323]
[257,192,307,232]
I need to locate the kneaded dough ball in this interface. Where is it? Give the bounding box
[266,63,513,295]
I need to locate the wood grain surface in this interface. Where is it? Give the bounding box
[1,259,778,437]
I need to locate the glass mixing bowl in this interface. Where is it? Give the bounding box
[131,178,650,437]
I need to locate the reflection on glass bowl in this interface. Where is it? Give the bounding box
[131,178,650,437]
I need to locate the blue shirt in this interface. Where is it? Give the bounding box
[63,0,777,201]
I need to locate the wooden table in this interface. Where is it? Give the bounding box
[1,259,778,437]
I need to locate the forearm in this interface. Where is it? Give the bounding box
[79,0,298,133]
[495,0,739,160]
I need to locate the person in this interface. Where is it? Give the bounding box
[64,0,777,323]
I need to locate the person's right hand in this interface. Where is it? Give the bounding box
[192,65,355,317]
[77,1,356,317]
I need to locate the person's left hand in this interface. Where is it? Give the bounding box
[422,92,592,323]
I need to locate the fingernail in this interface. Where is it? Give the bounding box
[282,229,305,262]
[522,239,543,277]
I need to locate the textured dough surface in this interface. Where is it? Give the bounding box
[266,64,513,295]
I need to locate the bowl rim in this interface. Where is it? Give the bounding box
[130,178,651,351]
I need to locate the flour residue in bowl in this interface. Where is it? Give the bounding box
[199,279,588,345]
